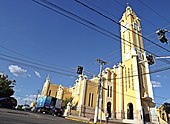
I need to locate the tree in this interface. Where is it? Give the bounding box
[0,74,16,97]
[0,74,17,108]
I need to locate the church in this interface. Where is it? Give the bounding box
[40,6,157,124]
[70,6,156,124]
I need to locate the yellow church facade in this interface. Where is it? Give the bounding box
[40,6,157,124]
[41,75,72,100]
[70,6,157,123]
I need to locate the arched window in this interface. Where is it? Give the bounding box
[110,86,112,97]
[48,90,51,96]
[127,103,134,119]
[107,86,109,97]
[91,94,94,107]
[107,102,111,118]
[88,93,91,107]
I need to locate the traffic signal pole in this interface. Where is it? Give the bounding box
[155,56,170,59]
[94,59,107,124]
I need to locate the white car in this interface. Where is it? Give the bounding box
[22,105,31,111]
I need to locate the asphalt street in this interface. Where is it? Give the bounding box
[0,108,86,124]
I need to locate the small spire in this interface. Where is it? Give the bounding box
[126,4,132,11]
[126,0,129,7]
[127,2,129,6]
[126,0,131,9]
[46,74,50,81]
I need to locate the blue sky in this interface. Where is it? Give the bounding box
[0,0,170,106]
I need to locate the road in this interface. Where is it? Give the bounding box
[0,108,86,124]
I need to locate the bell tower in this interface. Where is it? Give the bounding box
[119,6,155,123]
[120,6,144,63]
[41,75,50,97]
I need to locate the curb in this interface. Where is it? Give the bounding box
[65,116,93,124]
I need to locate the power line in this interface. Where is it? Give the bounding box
[31,0,120,40]
[0,44,95,77]
[0,56,77,77]
[83,0,157,43]
[83,0,120,19]
[76,61,170,98]
[86,49,121,73]
[75,0,170,54]
[138,0,170,23]
[32,0,122,74]
[32,0,170,71]
[73,0,170,66]
[79,0,166,56]
[0,54,75,74]
[104,65,170,81]
[100,65,170,94]
[33,0,170,85]
[86,81,164,105]
[113,0,166,45]
[114,0,158,29]
[0,44,77,73]
[76,64,170,101]
[32,0,170,85]
[79,0,163,66]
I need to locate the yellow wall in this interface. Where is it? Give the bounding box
[41,79,72,100]
[47,84,59,98]
[85,80,98,108]
[63,87,72,100]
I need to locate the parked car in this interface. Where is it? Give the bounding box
[50,108,63,116]
[0,97,17,109]
[35,107,51,114]
[22,105,31,111]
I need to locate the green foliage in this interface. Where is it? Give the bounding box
[62,97,73,108]
[0,74,16,98]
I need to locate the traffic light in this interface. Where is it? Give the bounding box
[156,29,168,43]
[146,54,155,65]
[77,66,83,74]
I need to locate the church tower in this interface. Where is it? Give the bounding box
[41,75,50,96]
[119,6,155,123]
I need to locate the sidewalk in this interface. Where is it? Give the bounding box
[65,115,92,123]
[65,115,127,124]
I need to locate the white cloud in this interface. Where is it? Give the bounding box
[14,96,22,105]
[34,71,41,78]
[164,75,167,78]
[15,89,22,92]
[8,65,27,77]
[28,73,31,77]
[164,98,170,103]
[23,94,37,105]
[0,72,4,75]
[151,81,162,88]
[14,94,41,105]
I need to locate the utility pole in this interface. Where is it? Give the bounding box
[35,90,41,101]
[94,58,107,124]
